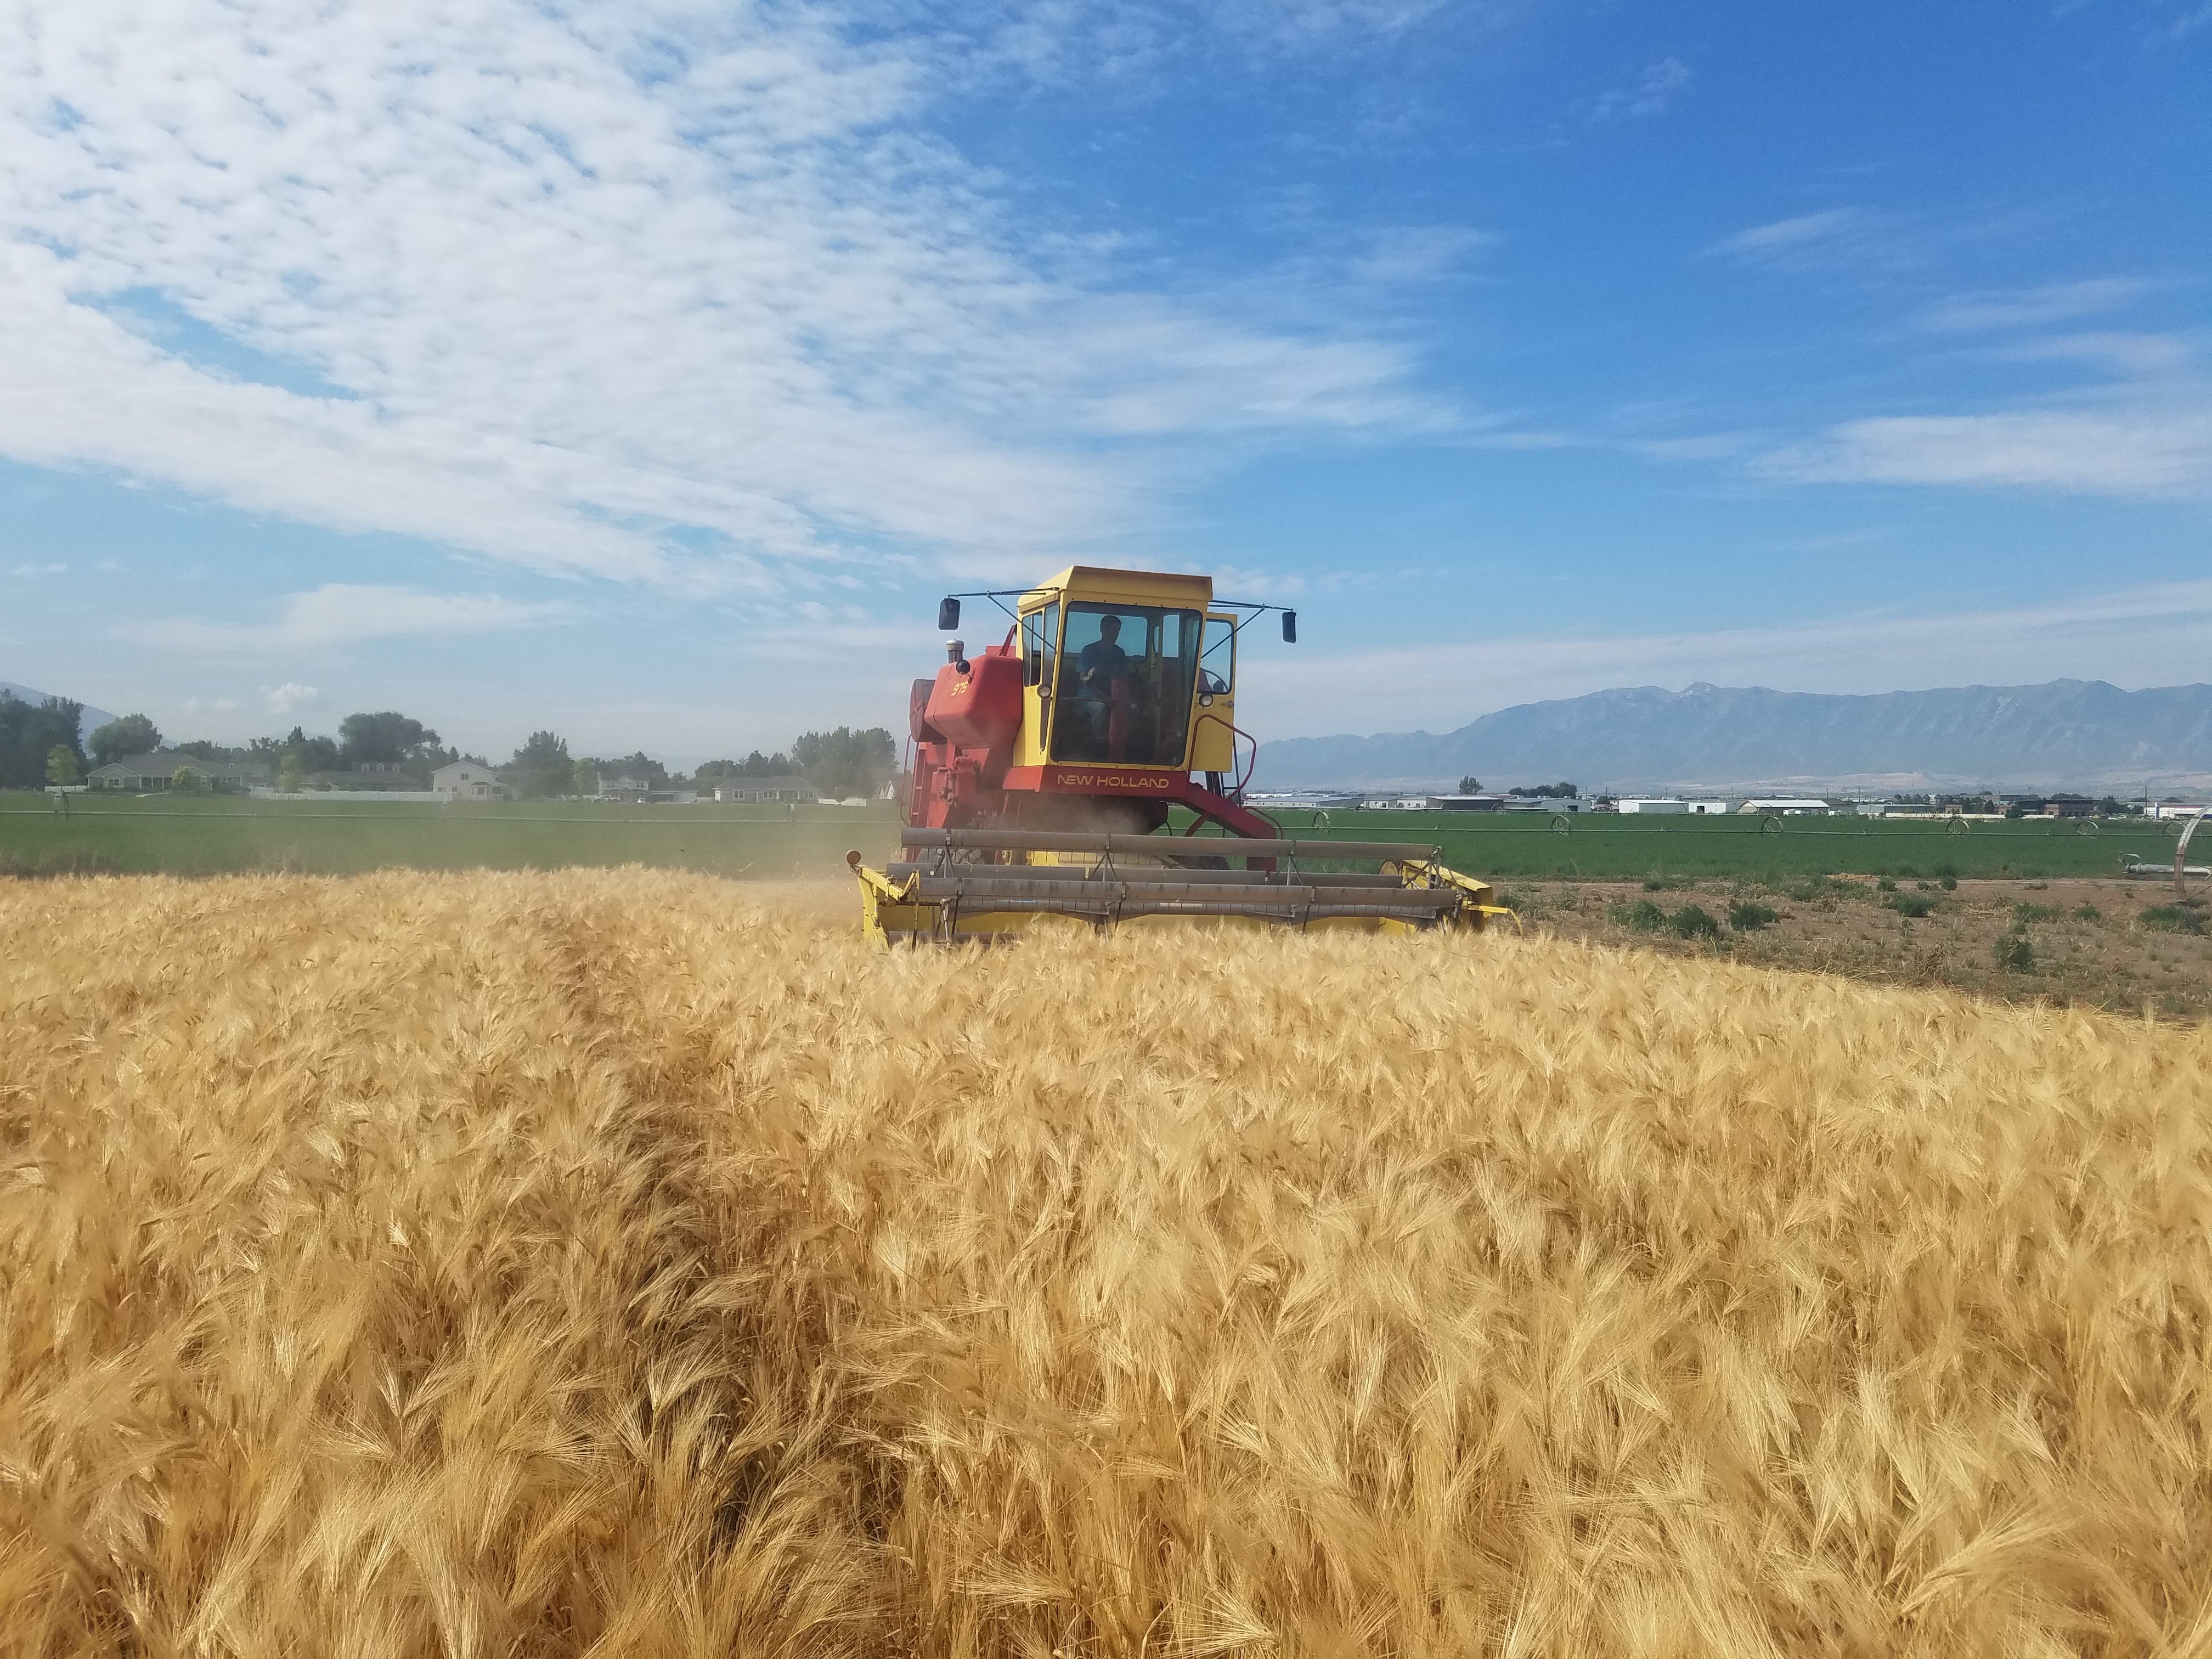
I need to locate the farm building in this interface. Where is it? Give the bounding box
[431,761,511,801]
[1618,798,1689,815]
[1737,798,1835,815]
[87,751,269,792]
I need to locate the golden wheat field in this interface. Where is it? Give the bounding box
[3,871,2210,1658]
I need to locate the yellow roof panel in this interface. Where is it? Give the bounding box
[1022,565,1214,609]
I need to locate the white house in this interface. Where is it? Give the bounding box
[1684,800,1737,815]
[714,775,816,803]
[432,761,511,801]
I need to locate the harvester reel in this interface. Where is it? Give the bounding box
[853,827,1508,944]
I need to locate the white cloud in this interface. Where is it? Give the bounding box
[1708,208,1877,262]
[264,681,321,714]
[117,584,574,654]
[1915,277,2157,333]
[1765,408,2212,498]
[1244,578,2212,737]
[1581,57,1691,123]
[9,561,67,576]
[1347,225,1497,284]
[0,0,1447,588]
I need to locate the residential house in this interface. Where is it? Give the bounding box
[432,761,511,801]
[87,750,269,792]
[713,775,817,804]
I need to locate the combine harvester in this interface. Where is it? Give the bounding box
[848,565,1509,943]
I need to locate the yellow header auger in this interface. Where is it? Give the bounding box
[849,563,1510,943]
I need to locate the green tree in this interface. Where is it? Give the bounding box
[791,727,895,799]
[696,751,794,784]
[1458,775,1482,795]
[338,711,442,767]
[278,753,305,793]
[46,745,78,786]
[171,766,207,793]
[90,714,161,768]
[276,727,342,774]
[573,758,599,797]
[1,693,86,789]
[507,731,573,798]
[603,751,669,788]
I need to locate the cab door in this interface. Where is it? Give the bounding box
[1190,612,1237,774]
[1017,601,1060,767]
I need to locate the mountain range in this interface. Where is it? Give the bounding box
[1,681,119,747]
[1254,680,2212,794]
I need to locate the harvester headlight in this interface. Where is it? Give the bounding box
[1199,693,1215,707]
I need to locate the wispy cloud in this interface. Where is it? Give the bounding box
[117,585,575,655]
[1707,207,1881,263]
[1347,225,1497,285]
[1579,57,1692,123]
[1248,578,2212,736]
[1915,277,2158,332]
[0,1,1454,590]
[2158,0,2212,37]
[1746,270,2212,502]
[1764,408,2212,498]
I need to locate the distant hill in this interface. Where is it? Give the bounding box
[1,681,119,747]
[1254,680,2212,793]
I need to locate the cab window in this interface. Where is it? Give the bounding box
[1199,615,1234,698]
[1052,602,1203,765]
[1020,602,1059,688]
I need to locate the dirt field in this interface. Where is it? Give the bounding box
[1498,876,2212,1019]
[4,872,2210,1656]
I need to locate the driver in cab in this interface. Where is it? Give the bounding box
[1075,614,1132,702]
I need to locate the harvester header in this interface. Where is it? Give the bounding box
[850,563,1504,942]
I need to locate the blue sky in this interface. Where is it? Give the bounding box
[1,0,2207,759]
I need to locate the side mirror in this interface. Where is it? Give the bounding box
[938,596,961,631]
[1281,610,1297,644]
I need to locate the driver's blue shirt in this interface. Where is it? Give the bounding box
[1075,639,1130,696]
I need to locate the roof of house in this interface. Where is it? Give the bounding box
[91,749,267,778]
[715,775,815,791]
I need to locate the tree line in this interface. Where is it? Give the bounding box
[516,726,896,799]
[1,691,898,801]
